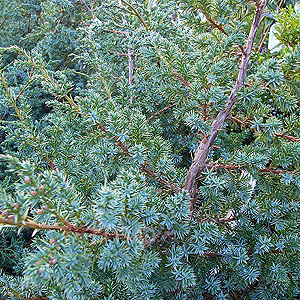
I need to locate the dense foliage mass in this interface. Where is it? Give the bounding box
[0,0,300,299]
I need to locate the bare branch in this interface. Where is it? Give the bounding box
[204,15,228,36]
[173,73,191,88]
[203,13,245,55]
[257,0,285,53]
[184,1,270,212]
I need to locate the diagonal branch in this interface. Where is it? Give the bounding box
[203,13,245,55]
[184,1,270,212]
[204,15,228,36]
[274,133,300,142]
[147,104,176,121]
[141,164,182,193]
[97,124,181,193]
[78,0,95,20]
[120,0,149,31]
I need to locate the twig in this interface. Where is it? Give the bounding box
[128,49,134,87]
[0,15,9,30]
[257,0,285,53]
[0,72,23,121]
[14,77,36,102]
[253,0,260,8]
[229,116,300,142]
[204,13,245,55]
[45,157,57,171]
[147,104,176,121]
[257,24,272,53]
[78,0,95,20]
[211,163,292,175]
[184,1,270,212]
[205,15,228,36]
[203,252,222,258]
[120,0,149,31]
[274,133,300,142]
[141,164,182,193]
[107,29,127,35]
[0,6,19,31]
[0,217,128,240]
[173,73,191,88]
[97,124,182,193]
[118,0,134,102]
[53,14,67,34]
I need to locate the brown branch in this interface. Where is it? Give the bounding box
[45,157,57,171]
[229,116,300,142]
[36,11,45,25]
[229,115,253,127]
[108,29,127,35]
[53,14,67,34]
[116,51,128,56]
[253,0,260,8]
[147,104,176,121]
[27,13,31,34]
[274,133,300,142]
[120,0,149,31]
[257,24,271,53]
[173,73,191,88]
[0,217,127,240]
[97,124,181,193]
[0,15,9,30]
[97,124,130,155]
[0,6,20,31]
[204,15,228,36]
[141,164,182,193]
[203,252,222,258]
[184,1,270,212]
[259,167,286,174]
[204,14,245,55]
[202,103,209,121]
[213,163,241,171]
[212,163,292,175]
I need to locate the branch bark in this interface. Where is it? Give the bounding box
[229,116,300,142]
[184,1,269,211]
[211,163,293,175]
[0,217,127,240]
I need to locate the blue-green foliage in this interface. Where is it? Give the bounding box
[0,0,300,299]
